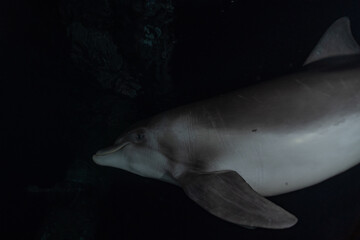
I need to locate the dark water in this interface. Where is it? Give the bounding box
[3,0,360,239]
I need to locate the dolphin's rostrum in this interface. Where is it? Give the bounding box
[93,17,360,229]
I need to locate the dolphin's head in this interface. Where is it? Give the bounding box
[92,120,172,181]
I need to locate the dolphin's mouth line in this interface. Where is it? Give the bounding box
[95,142,130,156]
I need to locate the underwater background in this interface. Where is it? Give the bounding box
[3,0,360,239]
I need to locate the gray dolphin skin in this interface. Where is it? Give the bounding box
[93,17,360,229]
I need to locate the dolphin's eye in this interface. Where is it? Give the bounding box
[135,132,145,142]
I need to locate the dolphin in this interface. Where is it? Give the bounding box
[93,17,360,229]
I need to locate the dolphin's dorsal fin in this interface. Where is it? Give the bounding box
[178,170,297,229]
[304,17,360,65]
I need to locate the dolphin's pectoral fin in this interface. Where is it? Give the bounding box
[178,170,298,229]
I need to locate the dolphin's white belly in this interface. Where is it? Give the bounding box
[210,114,360,196]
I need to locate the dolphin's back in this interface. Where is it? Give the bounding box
[192,56,360,196]
[164,55,360,196]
